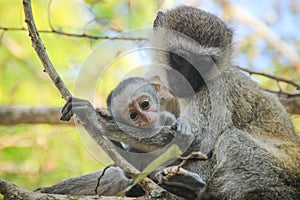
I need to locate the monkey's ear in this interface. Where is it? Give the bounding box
[151,83,162,93]
[149,75,163,83]
[153,11,165,27]
[149,75,165,92]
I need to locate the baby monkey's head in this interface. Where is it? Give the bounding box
[107,77,162,128]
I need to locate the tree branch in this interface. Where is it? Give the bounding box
[237,67,300,114]
[22,0,71,101]
[0,106,73,125]
[96,113,176,152]
[237,66,300,90]
[22,0,168,198]
[0,26,147,41]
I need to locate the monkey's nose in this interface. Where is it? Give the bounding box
[139,114,152,126]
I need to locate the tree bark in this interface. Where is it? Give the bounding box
[0,106,72,125]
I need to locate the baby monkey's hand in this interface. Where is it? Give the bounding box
[172,116,191,136]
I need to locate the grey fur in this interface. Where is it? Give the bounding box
[151,6,300,200]
[40,166,132,196]
[107,77,176,128]
[41,6,300,200]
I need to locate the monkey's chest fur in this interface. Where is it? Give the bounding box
[176,71,299,199]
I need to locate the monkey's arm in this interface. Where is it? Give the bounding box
[61,97,176,152]
[37,166,133,196]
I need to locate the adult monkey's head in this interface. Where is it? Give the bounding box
[151,6,233,97]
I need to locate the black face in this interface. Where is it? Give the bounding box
[167,50,215,97]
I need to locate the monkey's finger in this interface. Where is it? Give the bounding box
[61,97,73,114]
[69,102,94,111]
[175,117,183,131]
[62,97,92,112]
[183,125,188,135]
[178,126,184,134]
[60,108,73,121]
[61,103,89,121]
[61,100,87,121]
[68,103,97,123]
[155,166,206,189]
[68,97,86,103]
[61,102,74,121]
[61,98,95,121]
[187,125,192,135]
[183,122,191,135]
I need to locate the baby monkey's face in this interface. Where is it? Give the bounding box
[126,94,159,127]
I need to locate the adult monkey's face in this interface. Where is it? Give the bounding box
[167,49,216,97]
[152,6,233,98]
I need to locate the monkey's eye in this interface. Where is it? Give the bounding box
[129,111,138,120]
[140,100,150,110]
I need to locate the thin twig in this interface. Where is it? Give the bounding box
[22,1,71,101]
[237,66,300,90]
[0,26,147,41]
[262,88,300,97]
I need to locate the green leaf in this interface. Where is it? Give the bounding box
[125,144,182,191]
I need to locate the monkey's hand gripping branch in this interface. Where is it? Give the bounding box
[61,98,177,153]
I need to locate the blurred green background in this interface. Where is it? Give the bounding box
[0,0,299,192]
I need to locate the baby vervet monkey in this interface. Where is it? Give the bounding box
[105,76,190,135]
[148,75,180,118]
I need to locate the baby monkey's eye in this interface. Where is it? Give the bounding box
[140,100,150,110]
[130,111,138,120]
